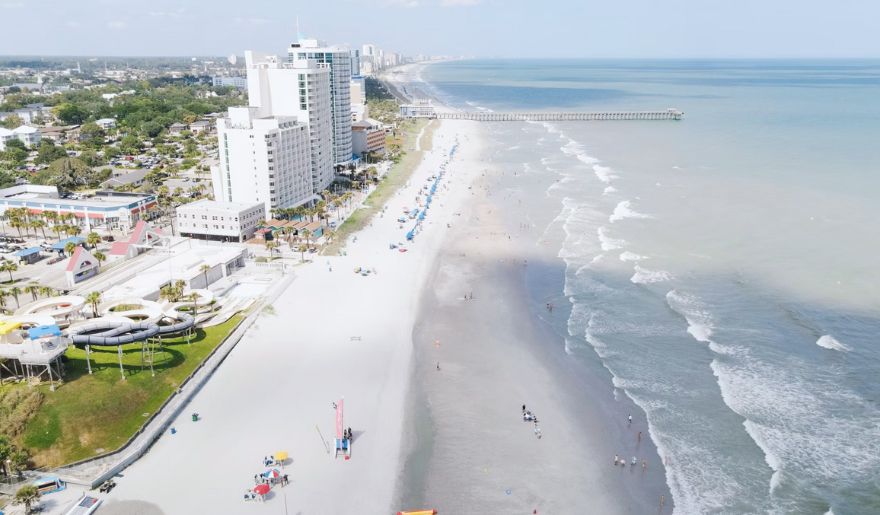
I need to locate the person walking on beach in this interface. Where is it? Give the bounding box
[631,456,638,467]
[628,414,633,425]
[614,454,619,465]
[436,361,441,371]
[638,431,642,442]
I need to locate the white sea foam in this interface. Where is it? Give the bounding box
[609,200,653,223]
[665,290,716,344]
[597,227,625,251]
[630,265,672,284]
[619,251,647,262]
[602,186,617,196]
[710,346,880,503]
[593,165,615,183]
[816,335,850,352]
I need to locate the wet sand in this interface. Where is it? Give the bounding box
[396,147,673,513]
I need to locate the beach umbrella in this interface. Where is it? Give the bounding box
[275,451,289,462]
[262,468,281,479]
[254,484,270,495]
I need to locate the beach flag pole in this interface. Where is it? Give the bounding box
[316,424,330,455]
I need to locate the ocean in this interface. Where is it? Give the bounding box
[415,59,880,514]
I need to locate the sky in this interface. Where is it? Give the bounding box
[0,0,877,58]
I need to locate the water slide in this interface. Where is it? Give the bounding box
[67,298,196,347]
[15,296,86,322]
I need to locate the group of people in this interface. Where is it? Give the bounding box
[343,427,353,441]
[613,454,647,470]
[243,455,290,502]
[522,404,542,439]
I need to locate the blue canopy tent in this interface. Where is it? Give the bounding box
[51,237,85,253]
[28,325,62,340]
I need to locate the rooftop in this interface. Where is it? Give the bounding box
[177,199,264,214]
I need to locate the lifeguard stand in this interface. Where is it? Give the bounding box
[333,398,351,459]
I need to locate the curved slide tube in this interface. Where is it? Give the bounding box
[157,311,195,335]
[68,319,161,347]
[15,296,86,321]
[68,312,195,346]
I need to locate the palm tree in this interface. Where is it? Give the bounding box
[301,228,312,251]
[86,231,102,249]
[8,218,23,238]
[297,243,308,262]
[24,283,40,302]
[38,286,53,298]
[93,251,106,267]
[9,286,21,308]
[13,484,40,514]
[65,224,82,238]
[51,223,65,241]
[85,291,101,317]
[64,242,77,256]
[0,260,17,282]
[199,264,211,288]
[187,291,199,315]
[0,289,9,312]
[30,219,46,239]
[265,240,279,259]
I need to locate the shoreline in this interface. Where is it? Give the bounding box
[395,120,672,513]
[80,117,485,514]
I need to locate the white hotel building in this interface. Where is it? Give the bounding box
[245,50,334,193]
[288,39,353,167]
[213,106,313,218]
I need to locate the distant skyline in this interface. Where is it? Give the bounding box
[0,0,877,58]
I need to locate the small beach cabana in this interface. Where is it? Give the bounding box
[52,236,85,254]
[14,246,43,264]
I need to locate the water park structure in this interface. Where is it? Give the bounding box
[0,289,210,383]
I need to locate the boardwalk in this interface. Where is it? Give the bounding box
[435,110,683,121]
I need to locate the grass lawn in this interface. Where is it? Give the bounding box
[19,315,243,468]
[324,119,437,255]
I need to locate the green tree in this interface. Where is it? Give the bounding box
[0,114,23,129]
[10,286,21,307]
[24,283,40,301]
[79,121,105,142]
[13,484,40,514]
[54,102,88,124]
[64,241,77,256]
[119,134,142,155]
[86,231,101,248]
[35,140,69,165]
[0,259,18,282]
[29,218,47,239]
[86,291,102,317]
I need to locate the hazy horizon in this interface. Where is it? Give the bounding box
[0,0,877,58]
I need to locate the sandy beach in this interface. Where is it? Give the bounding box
[76,74,671,514]
[91,119,483,514]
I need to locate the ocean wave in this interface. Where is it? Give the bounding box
[619,251,647,262]
[603,186,617,196]
[665,290,714,343]
[710,348,880,503]
[816,335,850,352]
[597,226,626,251]
[593,165,616,183]
[630,265,673,284]
[609,200,653,223]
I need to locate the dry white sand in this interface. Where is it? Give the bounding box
[93,120,484,514]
